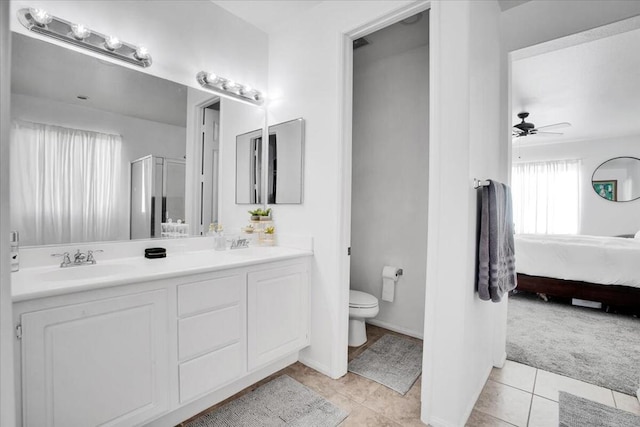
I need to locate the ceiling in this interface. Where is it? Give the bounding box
[211,0,323,34]
[511,25,640,144]
[11,33,188,128]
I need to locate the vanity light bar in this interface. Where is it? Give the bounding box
[196,71,264,106]
[17,8,152,68]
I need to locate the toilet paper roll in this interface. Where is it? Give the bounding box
[381,266,400,302]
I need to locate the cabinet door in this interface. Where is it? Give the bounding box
[247,263,309,370]
[21,290,169,427]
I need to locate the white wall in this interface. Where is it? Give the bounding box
[351,31,429,337]
[422,1,507,425]
[219,99,266,233]
[266,0,419,377]
[513,135,640,236]
[0,1,16,424]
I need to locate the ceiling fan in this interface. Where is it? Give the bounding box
[512,112,571,138]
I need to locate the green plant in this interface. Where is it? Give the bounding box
[247,208,272,217]
[264,226,275,234]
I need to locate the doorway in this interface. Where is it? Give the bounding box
[349,10,429,341]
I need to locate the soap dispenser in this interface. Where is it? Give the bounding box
[214,224,226,251]
[10,231,19,272]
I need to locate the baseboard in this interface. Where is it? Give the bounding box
[365,319,424,339]
[298,353,335,378]
[148,353,298,427]
[493,351,507,368]
[460,363,493,427]
[428,416,461,427]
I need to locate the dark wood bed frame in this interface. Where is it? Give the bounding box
[516,273,640,309]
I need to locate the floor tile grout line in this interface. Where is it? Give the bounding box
[525,389,534,427]
[490,377,537,395]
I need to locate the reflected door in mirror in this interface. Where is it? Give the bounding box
[236,129,263,204]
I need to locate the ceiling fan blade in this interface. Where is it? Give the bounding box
[534,122,571,131]
[532,131,563,136]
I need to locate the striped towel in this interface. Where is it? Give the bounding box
[478,180,517,302]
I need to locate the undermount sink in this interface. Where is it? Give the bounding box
[39,263,138,282]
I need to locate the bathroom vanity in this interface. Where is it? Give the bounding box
[12,246,312,427]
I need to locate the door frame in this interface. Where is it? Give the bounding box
[335,0,431,398]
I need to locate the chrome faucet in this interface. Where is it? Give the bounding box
[52,249,103,268]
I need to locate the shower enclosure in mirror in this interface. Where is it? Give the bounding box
[592,156,640,202]
[9,33,264,246]
[130,156,185,239]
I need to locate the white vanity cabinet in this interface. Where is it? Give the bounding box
[248,263,310,370]
[14,253,311,427]
[20,289,170,427]
[176,273,246,403]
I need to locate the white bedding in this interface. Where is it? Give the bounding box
[514,234,640,289]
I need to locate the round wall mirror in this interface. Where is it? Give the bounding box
[591,156,640,202]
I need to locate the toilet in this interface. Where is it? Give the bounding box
[348,290,379,347]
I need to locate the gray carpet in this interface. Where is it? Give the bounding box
[348,334,422,395]
[185,375,348,427]
[507,293,640,395]
[559,392,640,427]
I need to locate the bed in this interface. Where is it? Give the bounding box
[514,234,640,309]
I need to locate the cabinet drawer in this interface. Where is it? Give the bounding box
[177,274,243,317]
[178,305,241,361]
[179,342,243,403]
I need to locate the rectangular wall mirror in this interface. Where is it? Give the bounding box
[235,129,263,204]
[267,118,305,204]
[10,33,263,246]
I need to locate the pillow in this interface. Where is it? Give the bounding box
[635,230,640,239]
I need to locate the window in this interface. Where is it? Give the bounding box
[511,159,580,234]
[10,120,124,245]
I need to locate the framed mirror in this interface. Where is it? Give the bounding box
[267,118,305,204]
[592,156,640,202]
[10,33,263,246]
[235,129,263,204]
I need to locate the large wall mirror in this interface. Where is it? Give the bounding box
[592,156,640,202]
[10,33,263,246]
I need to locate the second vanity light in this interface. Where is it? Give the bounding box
[17,7,152,68]
[196,71,264,106]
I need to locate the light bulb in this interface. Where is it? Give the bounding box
[71,23,91,40]
[104,35,122,51]
[29,8,52,26]
[206,73,218,84]
[134,45,150,60]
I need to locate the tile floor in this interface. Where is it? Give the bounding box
[179,324,424,426]
[179,324,640,426]
[469,359,640,426]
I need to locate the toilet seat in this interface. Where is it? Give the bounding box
[349,290,378,308]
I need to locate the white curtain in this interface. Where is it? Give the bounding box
[11,120,124,246]
[512,159,580,235]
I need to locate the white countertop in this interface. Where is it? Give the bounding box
[12,246,312,302]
